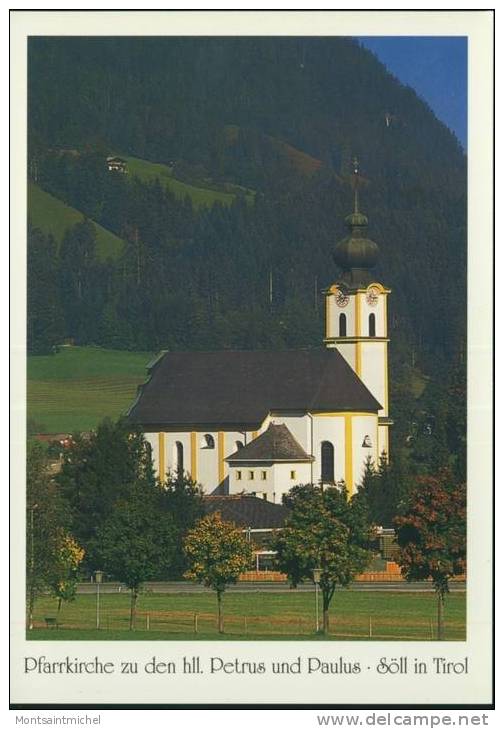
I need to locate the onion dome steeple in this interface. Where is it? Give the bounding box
[333,157,380,287]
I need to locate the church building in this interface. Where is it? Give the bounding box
[128,167,391,501]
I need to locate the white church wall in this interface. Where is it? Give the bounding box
[326,293,356,339]
[219,430,254,492]
[360,341,387,416]
[228,462,265,497]
[145,415,382,497]
[360,294,387,337]
[166,432,191,476]
[197,430,219,492]
[378,424,389,459]
[329,341,356,371]
[145,431,159,475]
[228,461,311,503]
[268,412,310,453]
[312,415,346,484]
[351,414,379,493]
[272,462,312,501]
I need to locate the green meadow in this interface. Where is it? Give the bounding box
[122,154,255,209]
[27,346,153,433]
[28,182,124,261]
[28,590,465,641]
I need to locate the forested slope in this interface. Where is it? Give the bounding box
[27,36,467,467]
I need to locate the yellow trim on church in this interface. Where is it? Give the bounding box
[191,432,197,481]
[325,294,331,338]
[344,414,353,497]
[158,432,165,483]
[355,342,362,377]
[355,294,362,377]
[311,411,376,417]
[383,293,388,337]
[218,432,225,483]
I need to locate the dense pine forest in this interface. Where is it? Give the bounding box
[27,36,467,477]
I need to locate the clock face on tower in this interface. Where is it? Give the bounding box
[336,290,349,308]
[366,286,380,306]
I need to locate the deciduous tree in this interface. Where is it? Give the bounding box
[275,484,371,634]
[57,418,155,571]
[95,484,178,629]
[395,469,466,640]
[184,512,252,633]
[26,440,84,628]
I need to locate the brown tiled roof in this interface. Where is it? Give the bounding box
[225,422,313,463]
[128,349,381,429]
[203,495,290,529]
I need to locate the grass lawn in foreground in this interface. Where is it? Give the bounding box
[28,590,465,641]
[27,346,153,433]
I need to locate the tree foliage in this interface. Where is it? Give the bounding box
[184,512,252,633]
[95,484,178,629]
[56,418,154,571]
[275,484,372,633]
[395,469,466,639]
[27,224,64,354]
[161,470,205,578]
[26,440,85,628]
[356,453,412,528]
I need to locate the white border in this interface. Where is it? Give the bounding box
[10,10,493,706]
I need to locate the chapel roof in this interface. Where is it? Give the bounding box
[203,495,290,530]
[127,348,382,429]
[225,422,314,463]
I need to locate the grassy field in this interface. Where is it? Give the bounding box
[28,182,124,261]
[28,590,465,641]
[122,154,255,209]
[27,346,153,433]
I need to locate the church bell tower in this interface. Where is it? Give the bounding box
[324,159,391,458]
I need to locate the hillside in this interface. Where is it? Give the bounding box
[27,36,467,378]
[122,154,255,208]
[28,182,124,261]
[27,346,152,433]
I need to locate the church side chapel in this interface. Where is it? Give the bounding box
[128,162,391,502]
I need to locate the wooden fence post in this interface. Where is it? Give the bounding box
[147,614,150,631]
[369,616,372,638]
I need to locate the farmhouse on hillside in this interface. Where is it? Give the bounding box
[106,156,127,173]
[128,167,391,501]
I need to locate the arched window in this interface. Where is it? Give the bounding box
[201,434,215,449]
[339,313,347,337]
[320,441,334,483]
[175,441,184,474]
[369,313,376,337]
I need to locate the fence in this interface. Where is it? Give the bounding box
[34,608,465,641]
[239,563,466,583]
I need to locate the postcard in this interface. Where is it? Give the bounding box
[10,10,494,708]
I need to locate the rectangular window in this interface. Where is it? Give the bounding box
[290,470,296,480]
[249,471,255,480]
[261,471,267,480]
[236,470,242,481]
[263,493,268,500]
